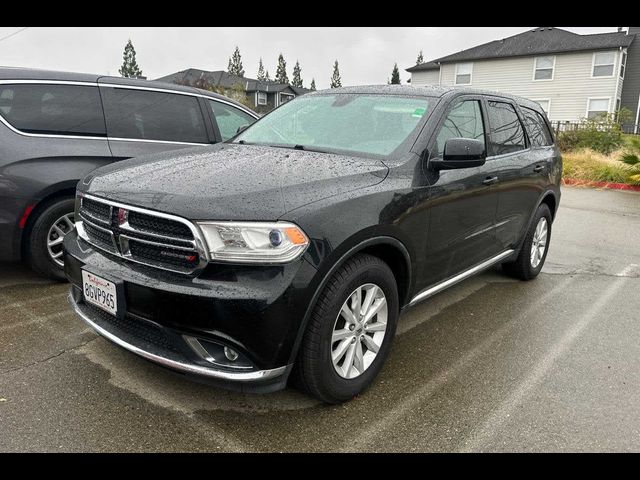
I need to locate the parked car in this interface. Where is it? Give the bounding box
[0,67,259,280]
[63,85,561,403]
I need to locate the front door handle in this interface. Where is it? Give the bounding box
[533,164,545,173]
[482,176,499,185]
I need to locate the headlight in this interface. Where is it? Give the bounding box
[197,221,309,264]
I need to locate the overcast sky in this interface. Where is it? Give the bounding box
[0,27,622,89]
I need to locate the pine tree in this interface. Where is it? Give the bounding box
[275,53,289,85]
[119,39,143,78]
[310,78,316,91]
[256,58,266,81]
[227,46,244,77]
[265,70,271,81]
[330,60,342,88]
[292,60,303,87]
[416,50,425,65]
[390,63,401,84]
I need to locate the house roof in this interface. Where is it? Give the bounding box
[154,68,311,95]
[405,61,440,73]
[406,27,635,72]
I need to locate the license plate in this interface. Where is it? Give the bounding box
[82,270,118,316]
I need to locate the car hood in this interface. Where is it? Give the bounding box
[81,144,389,220]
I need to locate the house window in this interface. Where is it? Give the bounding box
[587,98,610,119]
[454,63,473,85]
[620,51,627,78]
[279,93,294,105]
[257,92,267,106]
[592,52,616,77]
[534,56,554,80]
[533,99,550,116]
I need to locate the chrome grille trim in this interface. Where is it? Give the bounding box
[77,193,209,274]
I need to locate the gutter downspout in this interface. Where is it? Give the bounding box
[635,92,640,134]
[614,48,622,116]
[438,62,442,86]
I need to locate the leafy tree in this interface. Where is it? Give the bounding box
[257,58,266,81]
[390,63,400,84]
[227,46,244,77]
[310,78,316,91]
[119,39,143,78]
[275,53,289,84]
[292,60,303,87]
[416,50,425,65]
[330,60,342,88]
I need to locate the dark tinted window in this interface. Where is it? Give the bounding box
[521,107,553,147]
[434,100,485,157]
[101,87,208,143]
[0,84,105,136]
[486,101,526,156]
[209,100,255,141]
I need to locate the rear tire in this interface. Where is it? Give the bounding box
[502,203,552,281]
[295,253,399,404]
[26,197,75,281]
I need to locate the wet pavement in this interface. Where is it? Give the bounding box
[1,186,639,452]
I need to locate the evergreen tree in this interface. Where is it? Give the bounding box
[265,70,271,81]
[416,50,425,65]
[227,46,244,77]
[310,78,316,91]
[390,63,401,84]
[275,53,289,84]
[330,60,342,88]
[119,39,143,78]
[256,58,266,81]
[292,60,303,87]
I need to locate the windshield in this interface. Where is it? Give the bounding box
[234,94,431,157]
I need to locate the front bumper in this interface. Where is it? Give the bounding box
[64,229,319,393]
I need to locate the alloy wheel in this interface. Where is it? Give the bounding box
[530,217,548,269]
[47,212,75,267]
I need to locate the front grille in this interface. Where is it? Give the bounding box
[78,194,204,274]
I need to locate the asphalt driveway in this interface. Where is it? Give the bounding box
[1,186,639,452]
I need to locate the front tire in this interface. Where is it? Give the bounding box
[502,203,552,281]
[295,253,399,404]
[26,197,76,281]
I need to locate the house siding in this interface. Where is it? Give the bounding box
[411,69,440,86]
[437,50,622,122]
[621,28,640,128]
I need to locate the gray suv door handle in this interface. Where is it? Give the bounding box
[482,176,499,185]
[533,164,545,172]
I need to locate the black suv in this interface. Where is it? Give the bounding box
[63,85,561,403]
[0,67,258,279]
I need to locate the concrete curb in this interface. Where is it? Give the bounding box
[562,177,640,192]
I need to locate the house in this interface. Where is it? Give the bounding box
[154,69,311,114]
[407,27,640,131]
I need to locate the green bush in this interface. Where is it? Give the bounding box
[620,153,640,165]
[556,111,631,155]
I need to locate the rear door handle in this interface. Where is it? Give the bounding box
[482,176,499,185]
[533,165,545,172]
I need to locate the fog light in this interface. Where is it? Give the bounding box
[224,346,239,361]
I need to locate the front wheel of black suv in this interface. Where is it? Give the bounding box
[25,197,76,281]
[295,253,399,404]
[502,203,552,281]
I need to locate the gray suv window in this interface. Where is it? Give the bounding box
[0,84,106,136]
[209,100,255,141]
[521,106,553,147]
[434,100,485,157]
[101,87,208,144]
[486,101,526,156]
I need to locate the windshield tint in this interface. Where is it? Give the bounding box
[235,94,431,156]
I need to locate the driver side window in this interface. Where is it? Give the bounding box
[434,100,485,157]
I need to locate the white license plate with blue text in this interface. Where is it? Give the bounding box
[82,270,118,316]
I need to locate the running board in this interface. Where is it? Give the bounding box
[408,250,514,307]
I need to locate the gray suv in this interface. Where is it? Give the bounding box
[0,67,258,279]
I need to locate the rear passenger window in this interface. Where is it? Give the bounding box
[209,100,255,141]
[486,101,526,156]
[0,84,105,136]
[434,100,485,157]
[521,107,553,147]
[101,87,208,144]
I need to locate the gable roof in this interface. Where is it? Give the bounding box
[154,68,311,95]
[405,61,440,73]
[406,27,635,72]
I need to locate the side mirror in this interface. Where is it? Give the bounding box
[430,138,486,170]
[236,124,249,134]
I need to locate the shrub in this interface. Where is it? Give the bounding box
[556,112,626,155]
[620,153,640,165]
[562,149,631,183]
